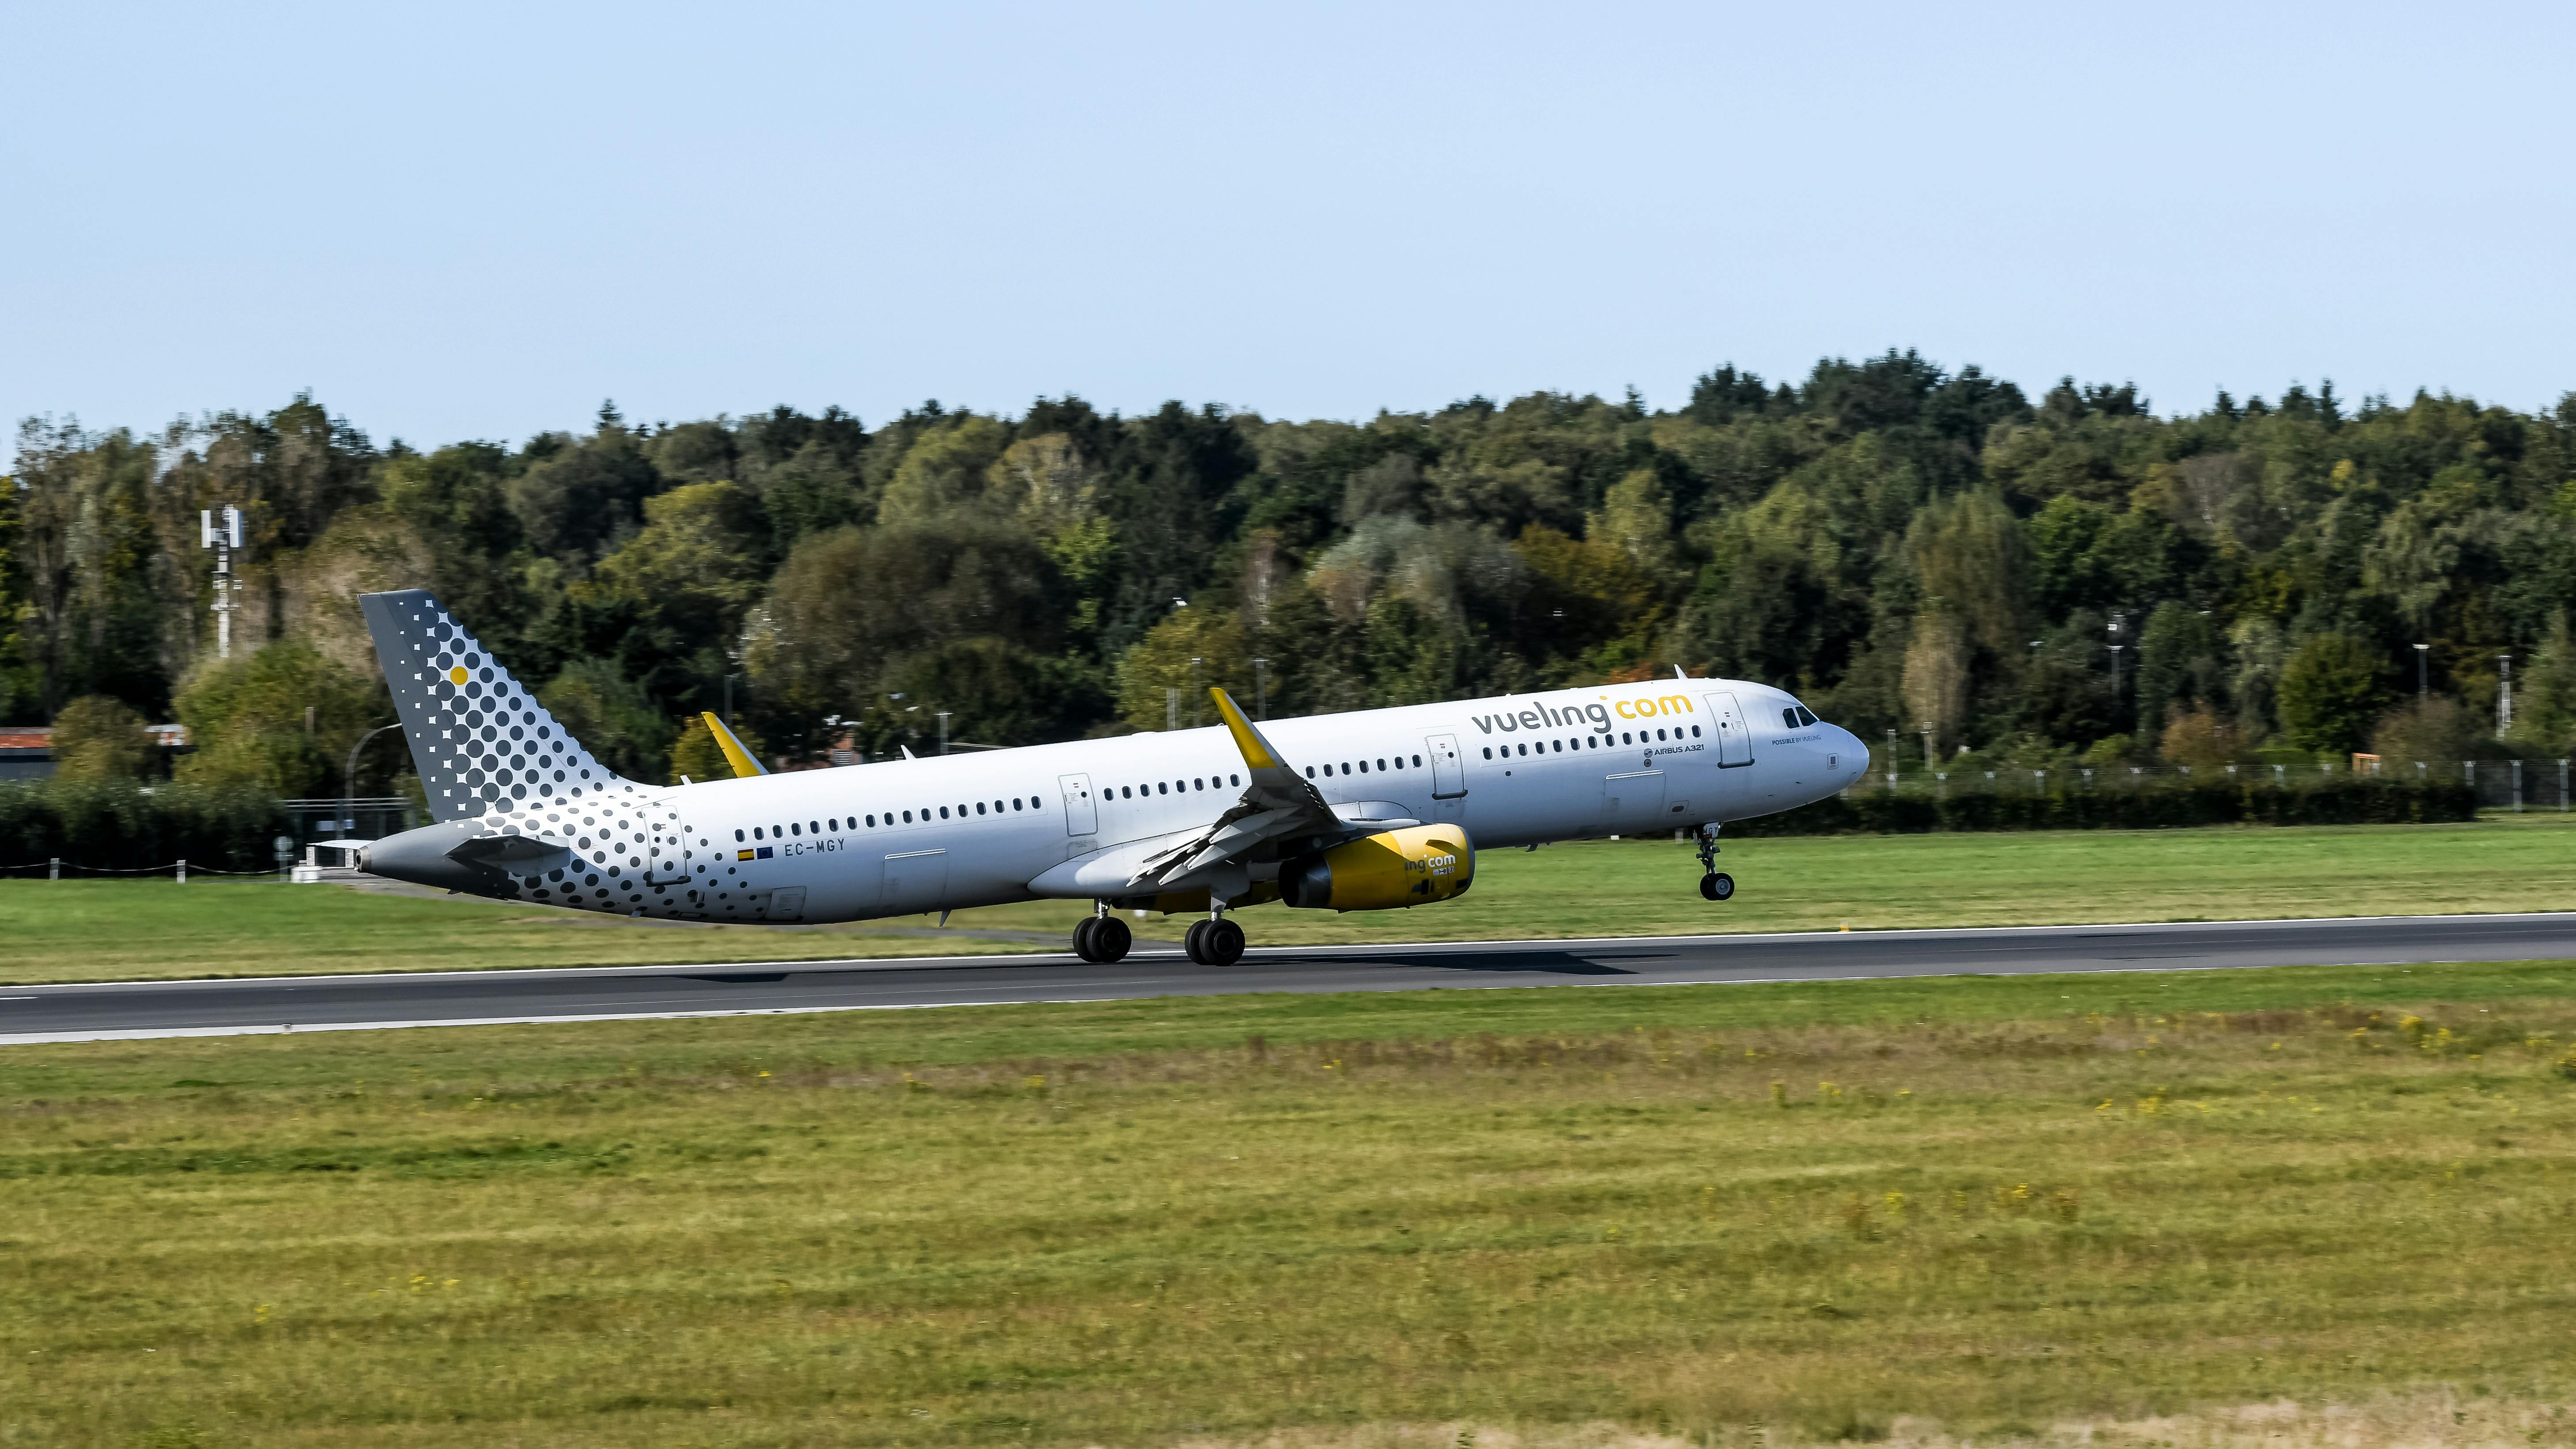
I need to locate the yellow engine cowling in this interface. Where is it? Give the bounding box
[1280,825,1475,912]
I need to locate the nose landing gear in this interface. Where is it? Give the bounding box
[1073,905,1133,963]
[1694,823,1733,902]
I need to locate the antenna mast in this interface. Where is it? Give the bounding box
[200,506,243,658]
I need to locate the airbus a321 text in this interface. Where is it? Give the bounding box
[352,590,1869,966]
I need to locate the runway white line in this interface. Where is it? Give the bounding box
[11,910,2576,993]
[0,955,2402,1046]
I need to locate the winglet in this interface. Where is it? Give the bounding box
[1208,687,1284,770]
[699,711,768,778]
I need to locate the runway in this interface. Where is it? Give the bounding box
[7,912,2576,1044]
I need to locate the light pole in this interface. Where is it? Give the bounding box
[937,711,952,757]
[342,723,405,842]
[1190,657,1203,728]
[2498,655,2514,734]
[1252,658,1271,720]
[1919,720,1936,770]
[2413,643,2429,697]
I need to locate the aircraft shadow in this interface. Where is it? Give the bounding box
[1343,950,1653,976]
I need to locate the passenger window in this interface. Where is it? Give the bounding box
[790,823,801,836]
[753,827,764,840]
[1156,782,1167,794]
[1690,726,1700,738]
[1621,732,1632,745]
[865,815,874,827]
[1230,773,1241,786]
[1193,778,1203,789]
[1482,747,1493,759]
[1305,767,1315,778]
[1412,754,1422,767]
[1519,744,1529,757]
[734,829,745,842]
[1358,760,1369,773]
[935,806,946,819]
[974,802,985,815]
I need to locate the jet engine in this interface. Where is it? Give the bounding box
[1280,825,1474,912]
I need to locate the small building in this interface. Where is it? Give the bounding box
[0,724,193,781]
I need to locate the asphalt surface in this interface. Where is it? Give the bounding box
[7,912,2576,1044]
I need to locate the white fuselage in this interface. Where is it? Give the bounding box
[502,677,1866,924]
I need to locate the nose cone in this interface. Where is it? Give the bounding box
[1826,724,1869,781]
[359,820,492,893]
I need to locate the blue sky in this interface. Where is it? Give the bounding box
[5,2,2572,446]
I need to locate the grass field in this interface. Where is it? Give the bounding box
[5,815,2576,985]
[4,961,2576,1446]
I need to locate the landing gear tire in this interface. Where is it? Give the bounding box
[1203,918,1245,966]
[1184,918,1245,967]
[1092,915,1131,963]
[1699,872,1734,902]
[1074,914,1132,963]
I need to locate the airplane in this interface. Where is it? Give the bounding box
[352,588,1869,965]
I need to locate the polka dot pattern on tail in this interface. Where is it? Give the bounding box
[359,589,643,824]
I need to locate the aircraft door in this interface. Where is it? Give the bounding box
[1602,769,1667,824]
[645,806,691,885]
[1426,734,1467,798]
[1059,773,1097,835]
[882,849,949,912]
[1702,692,1754,767]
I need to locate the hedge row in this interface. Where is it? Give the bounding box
[0,782,295,872]
[1728,777,2478,836]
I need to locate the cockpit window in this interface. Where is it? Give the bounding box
[1798,706,1819,726]
[1782,707,1799,729]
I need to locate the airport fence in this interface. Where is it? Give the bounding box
[1734,766,2478,836]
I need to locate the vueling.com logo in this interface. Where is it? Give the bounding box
[1468,692,1695,736]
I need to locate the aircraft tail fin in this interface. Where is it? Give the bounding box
[358,589,644,822]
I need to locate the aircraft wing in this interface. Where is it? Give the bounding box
[1123,687,1343,893]
[700,712,768,778]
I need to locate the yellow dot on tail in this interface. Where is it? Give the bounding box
[447,666,468,685]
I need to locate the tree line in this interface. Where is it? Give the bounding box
[8,353,2576,800]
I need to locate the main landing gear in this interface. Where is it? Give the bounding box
[1184,912,1246,967]
[1073,907,1133,963]
[1694,823,1734,902]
